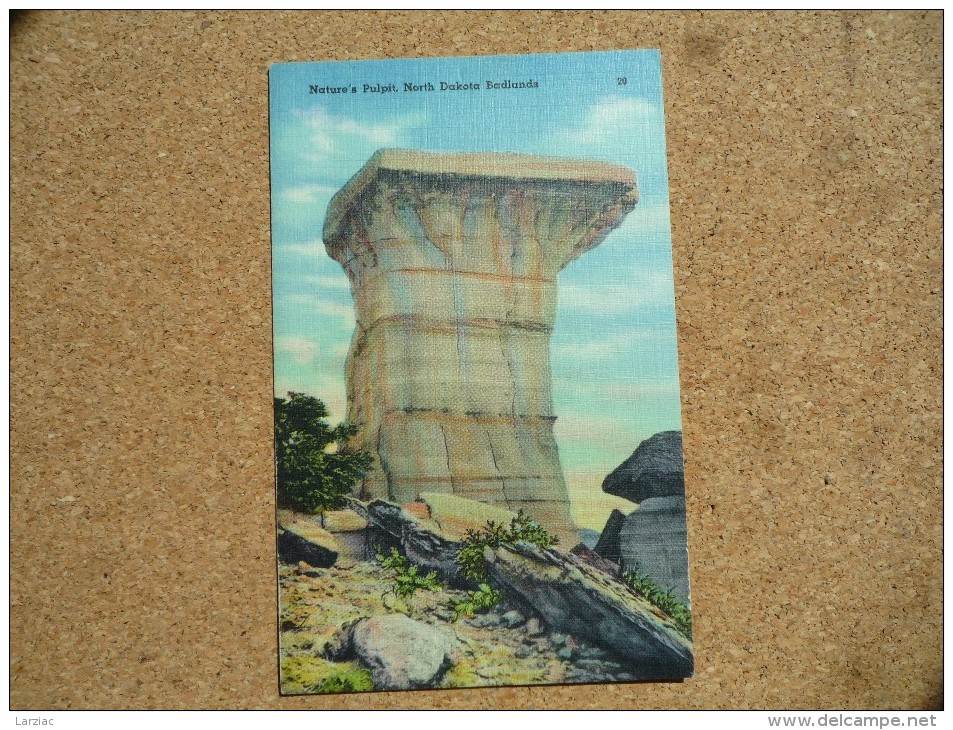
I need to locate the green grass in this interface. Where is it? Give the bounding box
[280,655,373,695]
[621,570,692,640]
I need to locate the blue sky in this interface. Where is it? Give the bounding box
[270,51,682,516]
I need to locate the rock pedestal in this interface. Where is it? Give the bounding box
[324,149,638,540]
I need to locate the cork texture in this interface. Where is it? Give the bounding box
[10,10,941,710]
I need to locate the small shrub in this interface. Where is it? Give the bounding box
[452,583,502,621]
[377,547,444,599]
[622,570,692,640]
[457,511,559,583]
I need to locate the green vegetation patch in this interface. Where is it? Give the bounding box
[449,511,558,621]
[274,392,373,516]
[377,547,445,599]
[457,511,559,583]
[452,582,502,621]
[280,655,373,695]
[621,571,692,640]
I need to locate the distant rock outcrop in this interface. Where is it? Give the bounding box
[602,431,685,503]
[593,509,627,563]
[618,495,690,605]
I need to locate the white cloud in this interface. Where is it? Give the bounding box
[558,269,674,314]
[619,203,673,240]
[559,97,661,145]
[301,273,352,291]
[300,108,426,159]
[277,294,356,326]
[273,240,331,260]
[280,184,338,205]
[553,330,638,360]
[274,335,318,366]
[550,96,668,175]
[274,373,348,422]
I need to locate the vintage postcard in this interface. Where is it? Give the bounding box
[270,50,692,694]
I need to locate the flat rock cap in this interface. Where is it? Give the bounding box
[324,147,637,246]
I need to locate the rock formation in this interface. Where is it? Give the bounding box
[349,496,692,676]
[330,615,455,691]
[484,541,693,678]
[599,431,691,605]
[593,508,627,563]
[276,523,339,568]
[602,430,685,502]
[618,495,691,605]
[324,149,638,541]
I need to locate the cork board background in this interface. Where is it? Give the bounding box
[10,10,942,710]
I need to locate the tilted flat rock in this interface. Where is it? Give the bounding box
[619,495,691,605]
[350,615,454,691]
[276,523,339,568]
[348,498,468,586]
[419,491,519,539]
[350,497,691,677]
[484,541,693,679]
[324,148,638,543]
[602,431,685,503]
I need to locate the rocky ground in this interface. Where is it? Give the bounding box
[279,557,640,694]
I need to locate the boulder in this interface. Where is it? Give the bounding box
[321,509,368,533]
[350,615,454,690]
[276,524,338,568]
[484,541,693,679]
[619,495,691,605]
[593,509,627,563]
[602,431,685,502]
[277,510,368,566]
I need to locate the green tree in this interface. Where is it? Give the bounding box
[274,392,373,516]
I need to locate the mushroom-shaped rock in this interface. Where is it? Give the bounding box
[324,148,638,544]
[602,431,685,503]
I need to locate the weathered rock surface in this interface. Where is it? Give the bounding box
[619,495,691,605]
[349,615,454,690]
[324,148,638,543]
[484,541,693,678]
[277,524,339,568]
[593,508,627,563]
[348,498,468,586]
[348,496,691,677]
[569,542,621,579]
[278,510,368,566]
[420,492,519,539]
[602,431,685,503]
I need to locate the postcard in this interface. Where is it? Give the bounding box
[270,50,692,694]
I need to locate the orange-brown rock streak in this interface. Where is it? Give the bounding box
[324,149,638,541]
